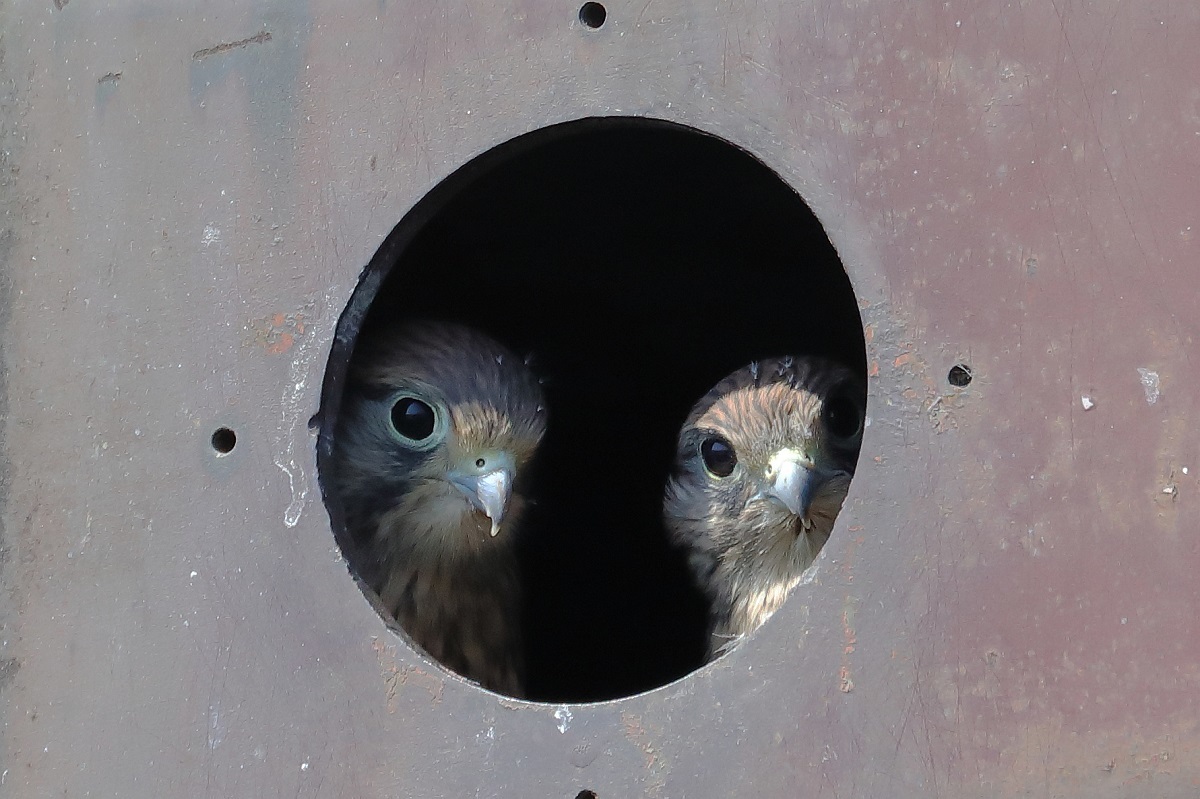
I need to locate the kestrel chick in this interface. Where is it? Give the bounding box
[663,357,865,658]
[329,320,546,696]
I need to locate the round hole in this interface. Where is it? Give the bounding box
[579,2,606,28]
[947,363,973,387]
[320,117,866,703]
[576,792,598,799]
[211,427,237,455]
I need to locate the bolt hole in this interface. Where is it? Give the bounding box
[575,792,598,799]
[579,2,606,28]
[211,427,237,455]
[947,363,973,387]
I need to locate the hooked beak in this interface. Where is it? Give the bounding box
[451,467,513,537]
[764,450,818,526]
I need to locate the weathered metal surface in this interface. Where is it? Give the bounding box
[2,1,1199,797]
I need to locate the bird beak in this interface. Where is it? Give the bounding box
[452,468,513,537]
[765,450,818,524]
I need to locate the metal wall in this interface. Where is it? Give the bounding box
[2,1,1199,796]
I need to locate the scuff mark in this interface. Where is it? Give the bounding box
[1137,368,1160,404]
[192,31,272,62]
[621,711,668,797]
[839,598,858,694]
[207,702,224,750]
[0,658,20,692]
[839,537,863,693]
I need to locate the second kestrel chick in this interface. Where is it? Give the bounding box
[663,356,865,658]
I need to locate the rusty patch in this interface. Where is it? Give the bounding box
[371,637,445,710]
[246,312,306,355]
[869,301,975,433]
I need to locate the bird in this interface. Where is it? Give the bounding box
[328,319,547,696]
[662,356,865,659]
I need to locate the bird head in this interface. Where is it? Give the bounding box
[665,356,865,564]
[331,321,546,559]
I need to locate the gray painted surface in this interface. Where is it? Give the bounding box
[2,1,1199,796]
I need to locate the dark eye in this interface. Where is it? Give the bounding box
[822,393,863,440]
[700,436,738,478]
[390,397,437,441]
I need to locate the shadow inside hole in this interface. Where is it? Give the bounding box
[211,427,237,455]
[948,363,973,387]
[323,117,865,702]
[579,2,607,28]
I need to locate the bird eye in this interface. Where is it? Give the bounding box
[822,393,863,440]
[700,436,738,478]
[390,396,437,442]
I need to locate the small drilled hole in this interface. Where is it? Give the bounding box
[947,363,973,387]
[579,2,606,28]
[211,427,237,455]
[575,792,598,799]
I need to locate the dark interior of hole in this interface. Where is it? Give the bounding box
[211,427,236,454]
[329,118,865,702]
[579,2,606,27]
[948,363,973,387]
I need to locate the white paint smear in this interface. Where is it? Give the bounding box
[1137,368,1160,404]
[273,294,331,527]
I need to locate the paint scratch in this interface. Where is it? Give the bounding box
[193,31,272,61]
